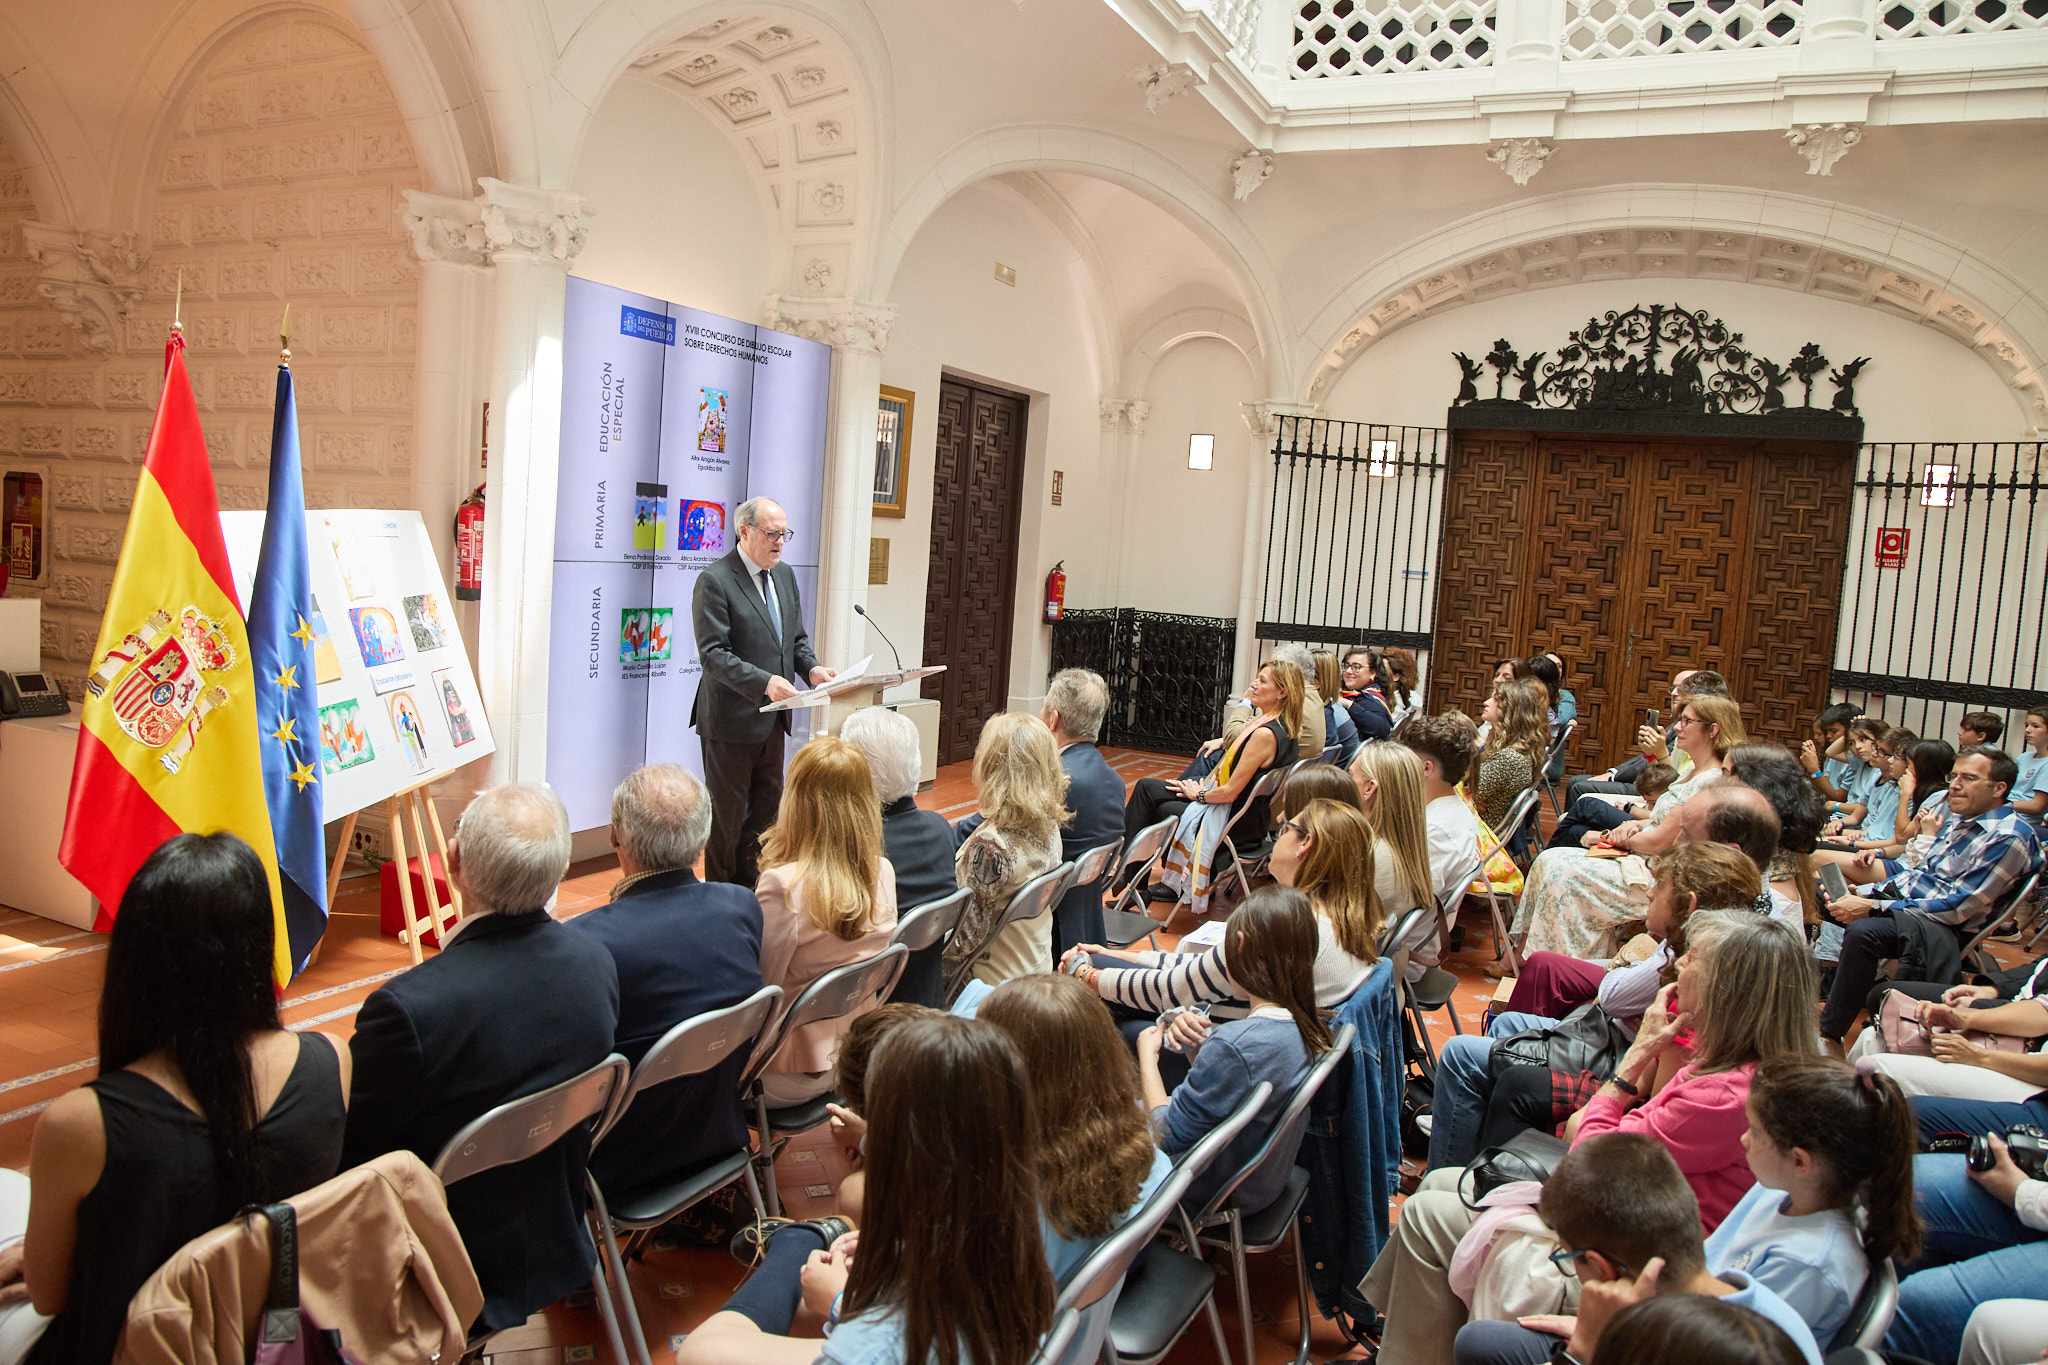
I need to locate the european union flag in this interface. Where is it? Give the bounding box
[251,362,327,974]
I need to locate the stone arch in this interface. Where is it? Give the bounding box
[877,126,1291,399]
[0,9,101,226]
[980,174,1124,396]
[1301,188,2047,431]
[1123,301,1263,402]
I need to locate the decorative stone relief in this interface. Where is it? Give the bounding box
[1230,149,1274,201]
[19,225,147,354]
[802,258,833,292]
[477,178,591,265]
[1486,138,1554,186]
[1098,397,1152,434]
[1127,62,1202,113]
[763,295,895,355]
[1785,123,1862,176]
[1240,401,1322,439]
[402,190,488,266]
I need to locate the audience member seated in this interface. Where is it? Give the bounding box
[1515,694,1746,959]
[1341,645,1395,742]
[1723,744,1827,934]
[675,1015,1053,1365]
[1961,1298,2048,1365]
[1036,669,1128,960]
[980,975,1170,1282]
[1825,717,1897,836]
[342,782,619,1335]
[840,707,955,910]
[1958,710,2005,749]
[1475,914,1815,1207]
[1204,644,1325,770]
[1522,652,1577,784]
[1512,1293,1808,1365]
[1124,660,1301,915]
[758,736,900,1102]
[1391,713,1485,979]
[1136,886,1332,1213]
[1817,747,2040,1049]
[2013,705,2048,830]
[817,1001,936,1221]
[944,713,1068,993]
[1851,954,2048,1101]
[1802,702,1866,808]
[1428,844,1763,1172]
[1446,1134,1823,1365]
[1887,1140,2047,1365]
[0,834,349,1365]
[1346,739,1438,944]
[1566,669,1728,804]
[1068,797,1381,1057]
[1472,677,1550,835]
[1384,646,1423,730]
[1316,649,1361,767]
[571,764,762,1197]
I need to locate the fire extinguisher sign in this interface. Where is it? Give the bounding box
[1874,526,1909,569]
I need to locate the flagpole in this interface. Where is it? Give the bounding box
[280,302,290,367]
[172,267,182,336]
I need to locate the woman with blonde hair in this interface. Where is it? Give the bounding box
[942,712,1071,996]
[1470,676,1550,832]
[1348,740,1437,959]
[757,734,899,1104]
[1514,691,1748,959]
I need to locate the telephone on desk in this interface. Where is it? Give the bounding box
[0,670,70,719]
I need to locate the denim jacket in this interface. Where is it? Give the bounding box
[1296,957,1403,1338]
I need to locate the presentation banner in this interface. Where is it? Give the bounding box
[221,509,495,820]
[548,277,829,830]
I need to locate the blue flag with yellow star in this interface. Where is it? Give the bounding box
[251,362,326,974]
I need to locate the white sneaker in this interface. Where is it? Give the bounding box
[1416,1113,1434,1136]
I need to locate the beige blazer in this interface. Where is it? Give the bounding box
[757,859,898,1074]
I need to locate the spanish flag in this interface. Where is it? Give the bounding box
[61,331,287,985]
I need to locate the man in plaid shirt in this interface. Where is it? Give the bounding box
[1821,746,2042,1043]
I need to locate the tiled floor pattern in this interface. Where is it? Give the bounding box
[0,747,1519,1364]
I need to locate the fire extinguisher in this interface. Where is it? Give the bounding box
[454,484,485,601]
[1043,560,1066,624]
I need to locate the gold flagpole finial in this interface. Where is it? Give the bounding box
[280,302,291,366]
[172,267,183,335]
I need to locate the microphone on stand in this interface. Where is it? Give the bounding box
[853,603,903,675]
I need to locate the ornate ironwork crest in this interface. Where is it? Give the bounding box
[1449,303,1867,440]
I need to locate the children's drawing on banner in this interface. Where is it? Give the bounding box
[388,690,431,774]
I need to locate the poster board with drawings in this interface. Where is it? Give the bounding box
[219,509,495,820]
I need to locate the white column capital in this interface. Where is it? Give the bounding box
[476,178,592,267]
[402,189,490,267]
[1240,400,1320,439]
[20,222,145,354]
[764,295,897,356]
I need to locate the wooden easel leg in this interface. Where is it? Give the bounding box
[388,795,424,965]
[405,791,450,945]
[423,791,463,921]
[307,811,360,970]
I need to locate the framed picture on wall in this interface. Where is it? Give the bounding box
[873,385,914,519]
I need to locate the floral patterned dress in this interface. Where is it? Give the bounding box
[1513,766,1723,960]
[941,820,1061,998]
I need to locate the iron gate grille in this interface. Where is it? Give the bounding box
[1257,419,1447,654]
[1049,608,1236,755]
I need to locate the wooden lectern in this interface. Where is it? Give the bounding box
[760,665,946,736]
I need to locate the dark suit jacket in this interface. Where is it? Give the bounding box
[690,549,822,743]
[883,797,962,1007]
[569,869,764,1195]
[341,909,620,1331]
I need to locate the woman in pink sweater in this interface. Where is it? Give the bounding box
[1565,911,1820,1229]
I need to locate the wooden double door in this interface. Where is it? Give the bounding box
[1433,431,1856,771]
[921,378,1029,766]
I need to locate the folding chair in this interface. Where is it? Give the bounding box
[944,860,1078,999]
[431,1054,632,1364]
[1959,870,2040,977]
[1379,904,1433,1073]
[1188,1025,1356,1365]
[741,944,909,1216]
[1399,897,1463,1073]
[1103,818,1177,950]
[1030,1308,1084,1365]
[1469,786,1541,977]
[1050,1123,1209,1365]
[585,987,782,1365]
[886,885,971,1006]
[1104,1081,1273,1365]
[1063,836,1124,951]
[1542,718,1577,816]
[1318,743,1340,764]
[1207,766,1290,903]
[1829,1253,1900,1351]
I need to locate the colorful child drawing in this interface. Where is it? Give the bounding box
[679,500,725,552]
[619,608,674,664]
[434,667,475,746]
[318,698,375,774]
[349,606,406,667]
[698,388,728,453]
[634,483,667,551]
[388,690,431,774]
[403,593,449,652]
[308,595,344,685]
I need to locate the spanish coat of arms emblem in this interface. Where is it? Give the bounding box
[86,607,236,773]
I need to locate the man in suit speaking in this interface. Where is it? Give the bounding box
[691,496,836,885]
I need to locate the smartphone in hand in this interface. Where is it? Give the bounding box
[1647,708,1660,729]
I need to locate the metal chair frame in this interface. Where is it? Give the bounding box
[1103,818,1178,950]
[1188,1025,1357,1365]
[1959,870,2041,976]
[1830,1254,1900,1352]
[887,885,972,955]
[431,1054,632,1365]
[1469,785,1542,977]
[1209,766,1290,902]
[739,944,910,1216]
[1541,718,1578,816]
[944,860,1078,999]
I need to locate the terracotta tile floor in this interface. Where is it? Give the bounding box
[0,747,1518,1364]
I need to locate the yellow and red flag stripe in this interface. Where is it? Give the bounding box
[61,333,288,985]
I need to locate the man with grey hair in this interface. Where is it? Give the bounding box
[691,495,836,885]
[571,764,764,1189]
[953,669,1128,957]
[342,782,620,1332]
[842,707,956,1004]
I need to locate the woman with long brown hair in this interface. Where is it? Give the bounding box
[757,734,898,1104]
[1470,676,1549,832]
[678,1015,1054,1365]
[943,712,1071,996]
[1136,886,1333,1213]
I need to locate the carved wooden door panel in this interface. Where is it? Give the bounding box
[1516,441,1639,771]
[1739,446,1855,748]
[922,380,1028,767]
[1430,432,1536,720]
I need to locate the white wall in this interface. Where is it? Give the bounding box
[875,182,1112,711]
[1120,337,1257,618]
[569,78,773,321]
[1321,279,2034,443]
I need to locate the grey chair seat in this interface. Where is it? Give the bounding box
[1105,1243,1218,1363]
[1410,965,1459,1009]
[760,1091,838,1137]
[1236,1165,1312,1250]
[605,1149,757,1228]
[1101,906,1167,949]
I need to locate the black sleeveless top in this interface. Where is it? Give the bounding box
[30,1033,346,1365]
[1229,716,1299,850]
